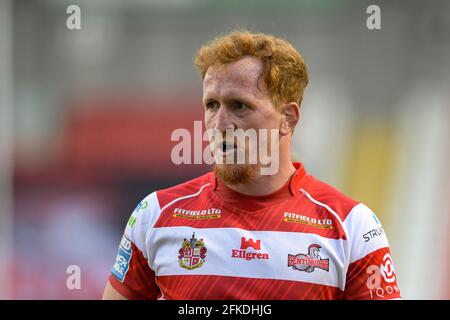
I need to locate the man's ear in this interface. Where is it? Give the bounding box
[279,102,300,136]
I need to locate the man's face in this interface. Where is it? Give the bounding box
[202,56,281,184]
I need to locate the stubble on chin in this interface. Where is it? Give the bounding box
[213,163,260,185]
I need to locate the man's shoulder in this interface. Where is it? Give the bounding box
[125,172,213,234]
[152,172,213,209]
[300,175,360,222]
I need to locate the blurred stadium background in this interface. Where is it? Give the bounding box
[0,0,449,299]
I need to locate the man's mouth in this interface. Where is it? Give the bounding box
[216,141,236,155]
[223,141,235,152]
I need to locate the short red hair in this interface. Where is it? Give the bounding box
[194,30,309,108]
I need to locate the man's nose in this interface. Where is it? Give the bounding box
[214,105,236,132]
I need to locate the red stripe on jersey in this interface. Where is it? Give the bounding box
[109,242,161,300]
[301,176,359,223]
[153,192,347,239]
[155,174,212,210]
[151,163,353,239]
[344,247,401,300]
[156,275,344,300]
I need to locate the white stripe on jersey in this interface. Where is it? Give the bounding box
[146,226,347,290]
[343,203,390,263]
[126,183,212,259]
[143,183,212,263]
[126,192,160,258]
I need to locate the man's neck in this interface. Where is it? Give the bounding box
[224,161,297,196]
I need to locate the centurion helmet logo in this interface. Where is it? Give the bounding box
[178,233,207,270]
[288,244,329,273]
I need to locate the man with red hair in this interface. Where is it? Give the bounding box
[103,30,400,300]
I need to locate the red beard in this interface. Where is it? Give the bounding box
[213,163,260,185]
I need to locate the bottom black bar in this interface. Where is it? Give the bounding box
[0,300,446,319]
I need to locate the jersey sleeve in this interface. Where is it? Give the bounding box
[108,192,162,300]
[343,203,401,300]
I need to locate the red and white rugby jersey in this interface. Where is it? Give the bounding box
[109,162,401,300]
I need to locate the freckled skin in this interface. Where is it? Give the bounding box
[203,56,281,133]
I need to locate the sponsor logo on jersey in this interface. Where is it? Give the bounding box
[283,212,333,229]
[111,235,132,282]
[127,200,148,228]
[288,244,329,272]
[231,237,270,261]
[173,207,221,220]
[363,226,384,242]
[241,237,261,250]
[178,233,207,270]
[380,253,396,283]
[134,200,148,213]
[372,213,381,225]
[127,215,137,228]
[366,253,399,299]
